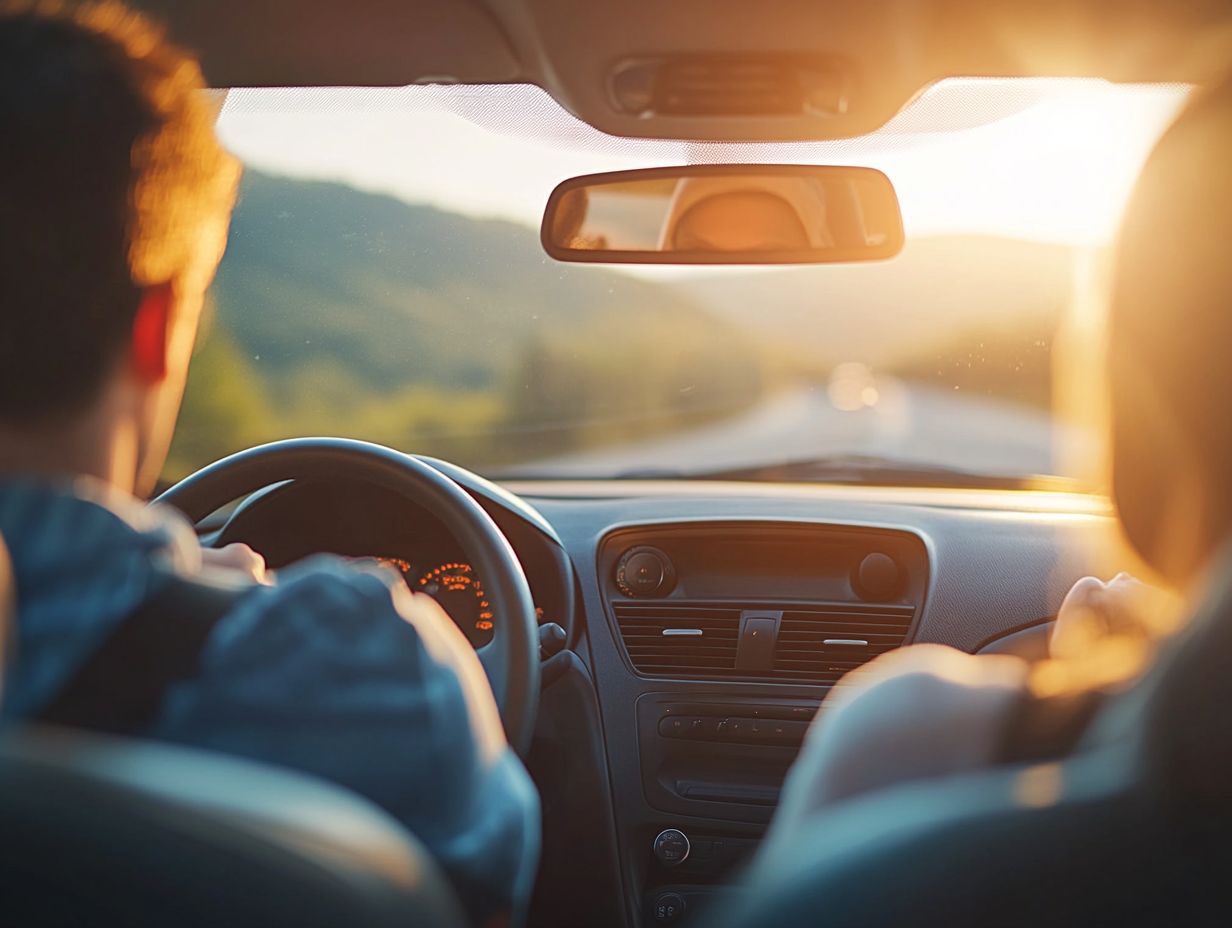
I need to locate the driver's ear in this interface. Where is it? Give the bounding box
[129,281,174,384]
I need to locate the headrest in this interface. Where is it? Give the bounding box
[1109,83,1232,583]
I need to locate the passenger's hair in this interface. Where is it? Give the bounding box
[0,1,238,424]
[1109,82,1232,587]
[1022,85,1228,700]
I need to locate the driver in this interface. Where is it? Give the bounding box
[0,4,537,925]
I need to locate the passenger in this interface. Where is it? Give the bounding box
[0,5,537,925]
[754,80,1230,862]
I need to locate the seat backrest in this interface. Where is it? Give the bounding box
[0,726,467,928]
[0,529,464,925]
[716,557,1232,928]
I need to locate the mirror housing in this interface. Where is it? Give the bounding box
[542,164,903,265]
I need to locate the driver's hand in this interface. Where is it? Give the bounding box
[201,543,269,584]
[1050,572,1175,659]
[400,590,458,633]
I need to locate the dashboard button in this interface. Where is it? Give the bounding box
[652,891,686,923]
[763,720,810,745]
[659,716,691,738]
[689,716,721,739]
[653,828,691,866]
[615,547,676,597]
[718,717,751,740]
[626,552,664,589]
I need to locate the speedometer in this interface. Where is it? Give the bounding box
[416,562,494,648]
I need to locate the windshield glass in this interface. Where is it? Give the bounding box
[167,79,1188,486]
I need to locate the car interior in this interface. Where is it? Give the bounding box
[4,0,1232,925]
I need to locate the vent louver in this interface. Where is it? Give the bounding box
[612,600,914,683]
[613,603,741,675]
[773,603,915,685]
[658,61,801,116]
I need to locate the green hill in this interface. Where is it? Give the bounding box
[167,172,763,476]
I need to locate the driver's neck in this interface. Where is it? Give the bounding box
[0,405,138,496]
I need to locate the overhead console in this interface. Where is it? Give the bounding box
[596,521,929,924]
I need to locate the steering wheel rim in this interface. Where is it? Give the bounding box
[155,437,540,755]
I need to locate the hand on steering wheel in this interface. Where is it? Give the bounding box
[155,438,540,754]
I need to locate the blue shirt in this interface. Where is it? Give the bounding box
[0,476,539,924]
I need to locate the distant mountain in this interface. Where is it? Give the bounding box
[169,172,762,475]
[675,236,1076,370]
[211,171,743,397]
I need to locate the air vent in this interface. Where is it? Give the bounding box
[610,56,848,119]
[613,600,914,683]
[613,603,741,675]
[658,60,801,116]
[773,603,915,685]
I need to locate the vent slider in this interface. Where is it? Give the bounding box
[613,600,913,683]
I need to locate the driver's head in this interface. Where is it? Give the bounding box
[0,1,239,495]
[1109,82,1232,588]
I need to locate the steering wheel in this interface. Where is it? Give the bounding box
[155,437,540,755]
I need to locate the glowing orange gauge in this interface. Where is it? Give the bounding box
[415,562,494,648]
[371,556,413,575]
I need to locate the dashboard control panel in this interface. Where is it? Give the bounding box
[598,520,930,926]
[599,521,929,686]
[657,705,812,748]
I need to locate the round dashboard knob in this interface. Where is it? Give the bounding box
[652,891,687,923]
[855,552,904,602]
[616,547,676,598]
[652,828,691,867]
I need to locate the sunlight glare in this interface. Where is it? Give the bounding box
[217,79,1189,253]
[880,81,1188,244]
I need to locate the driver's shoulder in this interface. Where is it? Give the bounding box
[0,475,199,573]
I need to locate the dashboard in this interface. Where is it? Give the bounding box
[203,466,1121,928]
[512,479,1118,927]
[208,477,573,650]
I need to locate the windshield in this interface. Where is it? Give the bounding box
[167,79,1188,486]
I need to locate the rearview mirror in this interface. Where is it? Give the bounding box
[541,165,903,265]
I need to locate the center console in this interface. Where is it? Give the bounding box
[595,521,930,925]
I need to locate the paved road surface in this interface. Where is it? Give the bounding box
[512,378,1085,480]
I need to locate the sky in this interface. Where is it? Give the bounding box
[215,78,1189,252]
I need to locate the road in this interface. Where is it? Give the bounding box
[512,377,1086,480]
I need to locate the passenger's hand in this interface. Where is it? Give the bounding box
[200,542,269,584]
[1050,572,1171,659]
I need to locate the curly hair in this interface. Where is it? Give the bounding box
[0,1,239,423]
